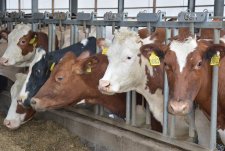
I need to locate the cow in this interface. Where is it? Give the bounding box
[29,51,162,131]
[4,73,35,129]
[146,33,225,144]
[0,23,59,67]
[18,37,97,107]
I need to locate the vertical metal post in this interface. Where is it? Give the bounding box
[18,0,21,12]
[210,29,220,150]
[188,23,196,140]
[131,91,137,126]
[32,0,38,32]
[94,0,97,13]
[214,0,224,20]
[70,25,79,45]
[153,0,156,13]
[126,92,131,124]
[145,102,151,127]
[188,0,195,12]
[69,0,78,15]
[51,24,56,51]
[0,0,6,12]
[118,0,124,13]
[163,28,171,135]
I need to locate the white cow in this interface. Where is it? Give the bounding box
[4,73,35,129]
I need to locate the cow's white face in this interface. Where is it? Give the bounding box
[99,29,145,94]
[0,24,34,67]
[4,73,27,129]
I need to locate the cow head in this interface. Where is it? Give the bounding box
[163,36,225,115]
[0,24,45,67]
[99,29,145,94]
[18,48,48,107]
[0,29,9,41]
[30,51,108,111]
[4,73,35,129]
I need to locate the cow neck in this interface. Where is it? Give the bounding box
[195,62,225,129]
[136,55,164,124]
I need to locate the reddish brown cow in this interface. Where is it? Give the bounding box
[30,52,126,117]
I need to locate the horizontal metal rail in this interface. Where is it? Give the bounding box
[65,107,209,151]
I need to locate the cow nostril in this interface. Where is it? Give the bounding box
[4,120,10,126]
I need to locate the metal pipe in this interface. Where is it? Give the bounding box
[48,24,53,51]
[188,0,195,12]
[131,91,137,126]
[214,0,224,20]
[163,28,171,135]
[32,0,38,13]
[118,0,124,14]
[145,102,151,127]
[70,24,79,45]
[126,92,131,125]
[209,28,220,150]
[69,0,78,15]
[51,24,56,51]
[0,0,6,12]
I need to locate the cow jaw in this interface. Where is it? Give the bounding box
[170,36,197,72]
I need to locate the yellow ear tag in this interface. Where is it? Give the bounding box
[29,37,36,45]
[50,62,56,72]
[86,62,92,73]
[102,47,108,55]
[149,52,160,66]
[210,52,220,66]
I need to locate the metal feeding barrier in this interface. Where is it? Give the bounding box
[0,0,224,150]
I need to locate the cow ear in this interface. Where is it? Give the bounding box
[140,43,166,60]
[76,56,99,75]
[77,51,91,60]
[203,44,225,61]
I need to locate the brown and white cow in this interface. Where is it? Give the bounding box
[4,73,35,129]
[0,23,58,67]
[141,31,225,144]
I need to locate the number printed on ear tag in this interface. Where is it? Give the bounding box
[149,52,160,66]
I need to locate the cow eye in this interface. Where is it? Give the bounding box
[194,60,202,70]
[127,56,132,60]
[20,40,26,45]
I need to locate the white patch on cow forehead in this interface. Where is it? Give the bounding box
[81,38,88,46]
[170,37,197,72]
[8,24,31,43]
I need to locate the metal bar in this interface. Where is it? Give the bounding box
[145,101,151,126]
[70,0,78,15]
[32,0,38,13]
[48,24,53,51]
[70,24,79,45]
[188,0,195,12]
[188,107,195,138]
[118,0,124,13]
[0,0,6,12]
[126,92,131,125]
[131,91,137,126]
[209,28,220,150]
[169,115,176,138]
[94,105,100,115]
[52,0,55,14]
[214,0,224,20]
[51,24,56,51]
[18,0,21,12]
[163,28,171,135]
[94,0,97,12]
[153,0,156,13]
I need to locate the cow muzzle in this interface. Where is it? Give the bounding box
[3,119,20,130]
[98,80,115,95]
[168,99,191,116]
[0,57,9,65]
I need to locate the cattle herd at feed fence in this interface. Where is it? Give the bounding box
[0,0,225,150]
